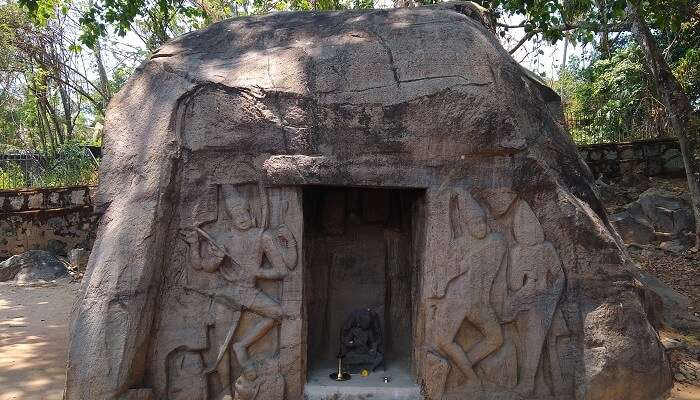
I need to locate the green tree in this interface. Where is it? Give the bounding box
[488,0,700,247]
[564,45,666,144]
[19,0,375,52]
[1,1,114,153]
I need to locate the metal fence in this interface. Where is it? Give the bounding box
[564,111,672,145]
[0,147,99,190]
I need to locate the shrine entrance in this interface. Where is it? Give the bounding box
[302,186,425,399]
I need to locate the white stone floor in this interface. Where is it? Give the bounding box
[305,360,423,400]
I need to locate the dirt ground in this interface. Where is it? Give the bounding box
[670,384,700,400]
[0,282,78,400]
[0,282,698,399]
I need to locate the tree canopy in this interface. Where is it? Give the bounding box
[1,0,698,195]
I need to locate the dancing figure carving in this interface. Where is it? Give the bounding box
[433,189,507,389]
[183,186,297,398]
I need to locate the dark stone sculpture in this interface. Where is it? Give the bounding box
[338,308,384,372]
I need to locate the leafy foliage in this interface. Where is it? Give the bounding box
[19,0,375,51]
[0,160,26,188]
[0,143,98,189]
[563,46,669,143]
[675,48,700,109]
[555,0,699,144]
[1,1,110,155]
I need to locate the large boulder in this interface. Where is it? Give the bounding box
[610,188,695,246]
[636,270,700,332]
[638,188,695,235]
[609,210,656,244]
[65,4,671,400]
[0,250,69,284]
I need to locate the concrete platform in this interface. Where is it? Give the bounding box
[304,361,423,400]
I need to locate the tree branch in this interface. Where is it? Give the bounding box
[509,30,538,54]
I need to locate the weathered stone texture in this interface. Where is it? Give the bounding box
[0,186,100,259]
[66,4,671,400]
[579,138,685,179]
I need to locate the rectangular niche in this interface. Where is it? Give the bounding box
[303,186,425,381]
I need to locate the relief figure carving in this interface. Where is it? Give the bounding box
[183,185,297,398]
[233,358,285,400]
[504,200,565,396]
[433,189,507,390]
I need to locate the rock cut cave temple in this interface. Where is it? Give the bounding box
[65,4,672,400]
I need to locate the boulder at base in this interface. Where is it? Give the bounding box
[0,250,69,284]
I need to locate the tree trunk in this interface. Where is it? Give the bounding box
[93,40,112,115]
[627,0,700,248]
[560,35,569,98]
[57,74,73,140]
[597,0,610,57]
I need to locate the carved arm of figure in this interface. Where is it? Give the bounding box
[539,242,565,293]
[274,225,297,269]
[507,258,526,293]
[503,247,538,322]
[183,228,225,273]
[339,316,358,357]
[259,225,297,279]
[507,247,537,295]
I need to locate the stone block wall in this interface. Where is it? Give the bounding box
[0,186,101,260]
[578,138,684,179]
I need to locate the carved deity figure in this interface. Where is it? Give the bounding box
[434,189,507,388]
[233,365,260,400]
[233,359,285,400]
[338,308,384,372]
[184,186,297,397]
[505,200,565,395]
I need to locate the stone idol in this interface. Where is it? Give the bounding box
[338,308,384,373]
[66,3,671,400]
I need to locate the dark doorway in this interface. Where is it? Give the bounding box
[303,186,424,382]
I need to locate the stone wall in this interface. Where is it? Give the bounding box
[0,186,101,260]
[579,138,684,179]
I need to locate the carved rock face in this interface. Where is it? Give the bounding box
[65,4,671,400]
[513,201,545,245]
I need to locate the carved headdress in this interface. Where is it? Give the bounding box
[450,188,485,240]
[221,185,257,226]
[456,189,485,221]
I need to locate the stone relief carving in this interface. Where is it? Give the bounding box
[428,189,568,399]
[167,349,207,399]
[547,308,572,396]
[233,358,286,400]
[171,184,297,400]
[503,200,565,396]
[432,189,507,391]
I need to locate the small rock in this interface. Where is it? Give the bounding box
[0,250,70,284]
[68,248,89,272]
[610,211,656,244]
[662,338,685,350]
[660,239,690,254]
